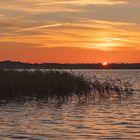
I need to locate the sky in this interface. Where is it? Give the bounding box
[0,0,140,63]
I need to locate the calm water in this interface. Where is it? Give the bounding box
[0,70,140,140]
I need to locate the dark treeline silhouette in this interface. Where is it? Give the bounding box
[0,61,140,69]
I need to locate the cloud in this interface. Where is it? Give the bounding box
[0,41,41,48]
[16,23,68,32]
[0,14,4,17]
[0,0,139,63]
[36,0,129,6]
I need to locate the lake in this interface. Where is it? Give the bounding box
[0,70,140,140]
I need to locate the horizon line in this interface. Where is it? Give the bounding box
[0,60,140,65]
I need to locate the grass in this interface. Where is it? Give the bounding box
[0,70,92,100]
[0,70,134,101]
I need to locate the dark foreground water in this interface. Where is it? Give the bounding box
[0,70,140,140]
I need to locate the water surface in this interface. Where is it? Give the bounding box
[0,70,140,140]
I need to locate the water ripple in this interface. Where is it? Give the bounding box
[0,70,140,140]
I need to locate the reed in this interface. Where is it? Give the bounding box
[0,70,134,100]
[0,70,92,100]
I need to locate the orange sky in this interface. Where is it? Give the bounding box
[0,0,140,63]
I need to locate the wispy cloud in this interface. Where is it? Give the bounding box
[0,0,140,62]
[16,23,68,32]
[91,20,136,26]
[37,0,129,6]
[0,14,4,17]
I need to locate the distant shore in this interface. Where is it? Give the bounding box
[0,61,140,69]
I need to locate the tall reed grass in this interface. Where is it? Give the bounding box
[0,70,92,100]
[0,70,134,100]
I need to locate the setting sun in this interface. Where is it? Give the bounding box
[102,62,108,66]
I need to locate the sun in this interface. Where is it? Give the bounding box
[102,62,108,66]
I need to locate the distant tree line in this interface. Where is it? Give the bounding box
[0,61,140,69]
